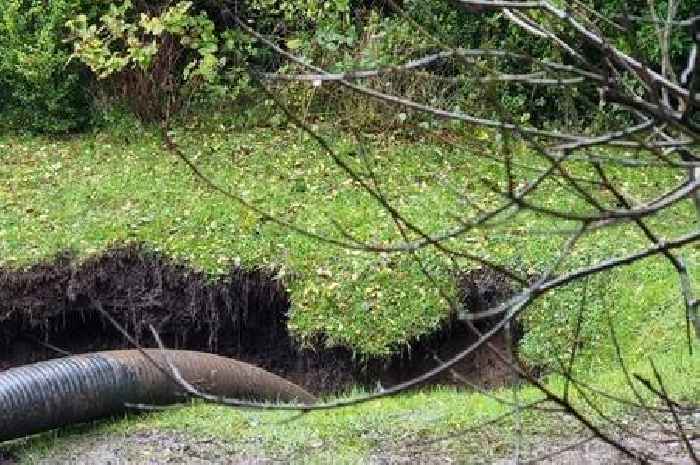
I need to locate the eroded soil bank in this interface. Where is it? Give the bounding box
[0,244,519,394]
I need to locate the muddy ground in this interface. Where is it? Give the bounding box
[0,244,521,394]
[3,413,697,464]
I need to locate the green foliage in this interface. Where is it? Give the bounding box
[275,0,695,129]
[2,0,697,131]
[248,0,351,23]
[67,1,218,82]
[4,0,696,132]
[596,0,695,65]
[65,0,253,121]
[0,0,97,133]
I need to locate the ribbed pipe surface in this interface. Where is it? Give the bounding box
[0,350,316,442]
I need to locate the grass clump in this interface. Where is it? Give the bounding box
[2,125,468,355]
[1,121,697,360]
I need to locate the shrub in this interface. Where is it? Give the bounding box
[66,0,254,122]
[4,0,692,132]
[0,0,98,133]
[265,0,695,130]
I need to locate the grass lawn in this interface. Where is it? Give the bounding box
[1,117,698,462]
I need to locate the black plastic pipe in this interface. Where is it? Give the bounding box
[0,350,316,442]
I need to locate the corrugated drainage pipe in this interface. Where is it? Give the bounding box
[0,349,317,442]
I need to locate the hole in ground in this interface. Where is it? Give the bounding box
[0,244,522,394]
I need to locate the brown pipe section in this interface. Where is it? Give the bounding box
[0,350,316,442]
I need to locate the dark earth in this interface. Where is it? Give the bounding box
[0,243,520,394]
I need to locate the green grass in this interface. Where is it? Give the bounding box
[1,126,453,354]
[1,119,699,462]
[1,121,697,358]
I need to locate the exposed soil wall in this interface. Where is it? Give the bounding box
[0,244,520,394]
